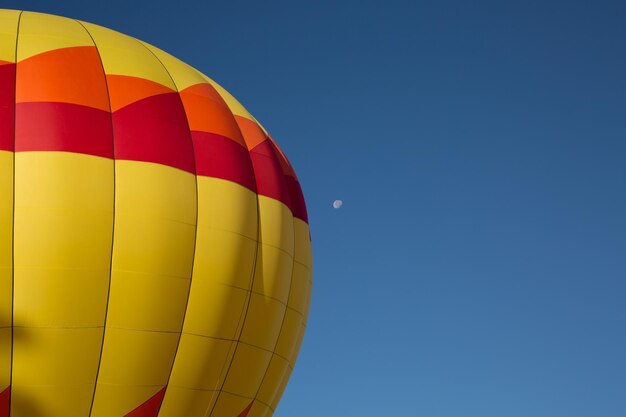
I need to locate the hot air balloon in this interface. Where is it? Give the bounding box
[0,9,312,417]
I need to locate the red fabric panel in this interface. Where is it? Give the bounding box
[265,138,308,222]
[15,102,113,158]
[250,140,291,208]
[113,93,195,173]
[237,400,254,417]
[124,387,166,417]
[267,135,297,178]
[0,386,9,417]
[286,176,308,223]
[192,131,256,192]
[0,63,15,151]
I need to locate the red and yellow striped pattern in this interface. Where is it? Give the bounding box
[0,10,311,417]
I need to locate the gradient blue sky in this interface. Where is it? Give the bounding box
[5,1,626,416]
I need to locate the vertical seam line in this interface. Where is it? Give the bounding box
[137,42,200,417]
[8,11,23,417]
[252,155,297,412]
[75,19,118,417]
[204,87,262,417]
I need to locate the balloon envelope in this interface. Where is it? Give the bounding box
[0,10,312,417]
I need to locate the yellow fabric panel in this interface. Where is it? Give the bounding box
[220,187,294,405]
[274,308,303,360]
[0,152,12,328]
[13,152,113,211]
[221,343,272,399]
[240,294,286,352]
[109,164,196,335]
[104,270,191,332]
[139,41,207,91]
[183,277,248,340]
[95,328,178,386]
[80,21,175,89]
[12,205,112,285]
[302,279,313,325]
[193,228,257,292]
[17,11,92,61]
[10,383,96,417]
[110,209,196,277]
[166,334,234,391]
[293,220,312,391]
[258,196,294,255]
[12,263,109,327]
[269,364,291,411]
[91,160,196,413]
[114,160,196,229]
[198,177,257,239]
[256,354,289,407]
[252,244,293,303]
[291,219,313,355]
[13,153,113,327]
[289,322,307,367]
[209,391,253,417]
[260,221,311,409]
[0,9,19,62]
[11,327,102,417]
[158,175,258,415]
[244,194,294,355]
[180,177,257,340]
[159,335,236,416]
[11,152,113,415]
[158,386,218,417]
[0,327,10,389]
[91,329,177,416]
[288,262,312,316]
[293,219,312,268]
[248,401,272,417]
[91,385,165,417]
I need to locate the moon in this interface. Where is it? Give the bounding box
[333,200,343,209]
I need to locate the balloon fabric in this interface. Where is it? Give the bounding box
[0,9,312,417]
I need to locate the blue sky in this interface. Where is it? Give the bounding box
[6,1,626,416]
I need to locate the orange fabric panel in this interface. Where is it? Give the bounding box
[16,46,109,111]
[179,83,246,147]
[235,116,267,150]
[107,74,173,112]
[267,135,296,178]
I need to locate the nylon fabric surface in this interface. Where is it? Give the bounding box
[0,9,312,417]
